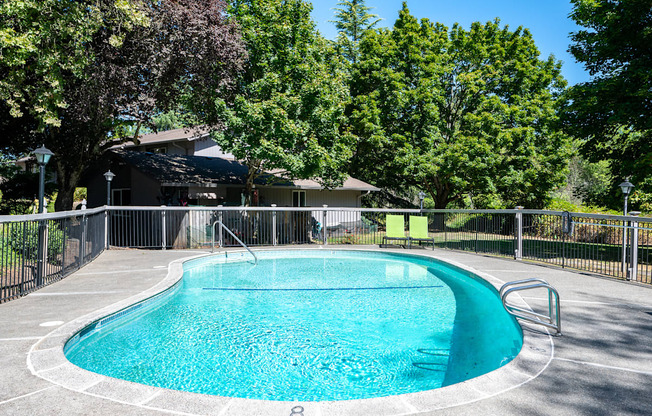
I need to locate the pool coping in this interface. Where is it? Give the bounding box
[26,247,555,416]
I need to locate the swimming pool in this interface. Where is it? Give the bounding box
[65,250,522,401]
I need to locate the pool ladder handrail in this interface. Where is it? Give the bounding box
[500,278,561,336]
[211,220,258,265]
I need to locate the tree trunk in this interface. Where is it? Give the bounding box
[425,180,450,209]
[243,161,261,207]
[53,163,82,212]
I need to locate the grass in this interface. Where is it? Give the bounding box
[323,228,651,283]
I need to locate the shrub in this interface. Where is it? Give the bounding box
[8,221,65,264]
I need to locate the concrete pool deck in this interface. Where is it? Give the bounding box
[1,247,651,415]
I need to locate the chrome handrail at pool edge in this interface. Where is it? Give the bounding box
[211,220,258,265]
[500,278,561,336]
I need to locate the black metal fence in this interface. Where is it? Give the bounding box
[0,208,106,303]
[2,206,650,302]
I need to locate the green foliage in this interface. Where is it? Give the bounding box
[73,187,87,202]
[214,0,353,204]
[562,0,652,211]
[7,221,65,264]
[0,167,56,215]
[151,111,192,132]
[330,0,381,62]
[629,178,652,214]
[0,0,149,129]
[1,0,245,211]
[546,197,620,215]
[555,154,612,207]
[348,4,570,209]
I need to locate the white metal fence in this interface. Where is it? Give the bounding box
[1,206,650,302]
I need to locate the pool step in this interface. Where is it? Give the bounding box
[412,348,450,372]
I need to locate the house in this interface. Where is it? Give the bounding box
[85,128,378,209]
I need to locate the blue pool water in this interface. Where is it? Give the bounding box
[65,250,522,401]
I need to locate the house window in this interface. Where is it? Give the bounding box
[292,190,306,207]
[112,189,131,206]
[146,146,167,154]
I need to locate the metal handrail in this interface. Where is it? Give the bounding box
[500,279,561,336]
[211,220,258,265]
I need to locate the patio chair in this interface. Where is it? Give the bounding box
[382,214,409,247]
[409,216,435,250]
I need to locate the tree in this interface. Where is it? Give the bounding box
[1,0,245,210]
[347,4,570,209]
[213,0,353,204]
[330,0,381,62]
[0,0,148,128]
[555,154,612,206]
[562,0,652,210]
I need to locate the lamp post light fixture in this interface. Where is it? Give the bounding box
[104,170,116,206]
[619,179,634,216]
[418,191,426,211]
[33,145,54,214]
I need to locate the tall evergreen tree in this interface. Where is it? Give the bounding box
[330,0,381,62]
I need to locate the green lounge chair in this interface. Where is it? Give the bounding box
[382,214,409,247]
[409,216,434,249]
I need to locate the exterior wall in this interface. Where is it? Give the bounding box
[131,141,193,155]
[193,138,235,159]
[258,188,364,227]
[130,168,161,205]
[86,164,132,208]
[259,188,363,208]
[164,142,192,155]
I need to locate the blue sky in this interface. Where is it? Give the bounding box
[311,0,590,86]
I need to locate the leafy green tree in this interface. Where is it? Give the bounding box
[348,4,570,208]
[213,0,353,204]
[562,0,652,210]
[330,0,381,62]
[1,0,245,210]
[555,153,612,206]
[0,0,149,128]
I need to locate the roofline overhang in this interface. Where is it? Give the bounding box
[160,182,379,192]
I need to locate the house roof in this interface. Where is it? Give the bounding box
[112,128,210,149]
[110,150,379,191]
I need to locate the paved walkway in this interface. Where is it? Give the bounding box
[1,247,651,415]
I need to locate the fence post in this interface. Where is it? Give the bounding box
[629,212,640,282]
[322,205,328,245]
[622,215,628,278]
[104,208,109,249]
[514,206,524,260]
[161,208,166,251]
[37,218,49,287]
[218,207,224,247]
[474,214,479,253]
[271,204,278,246]
[79,214,86,267]
[444,213,448,249]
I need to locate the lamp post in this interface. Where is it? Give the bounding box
[104,170,116,206]
[32,145,53,288]
[619,179,634,279]
[33,145,53,214]
[418,191,426,211]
